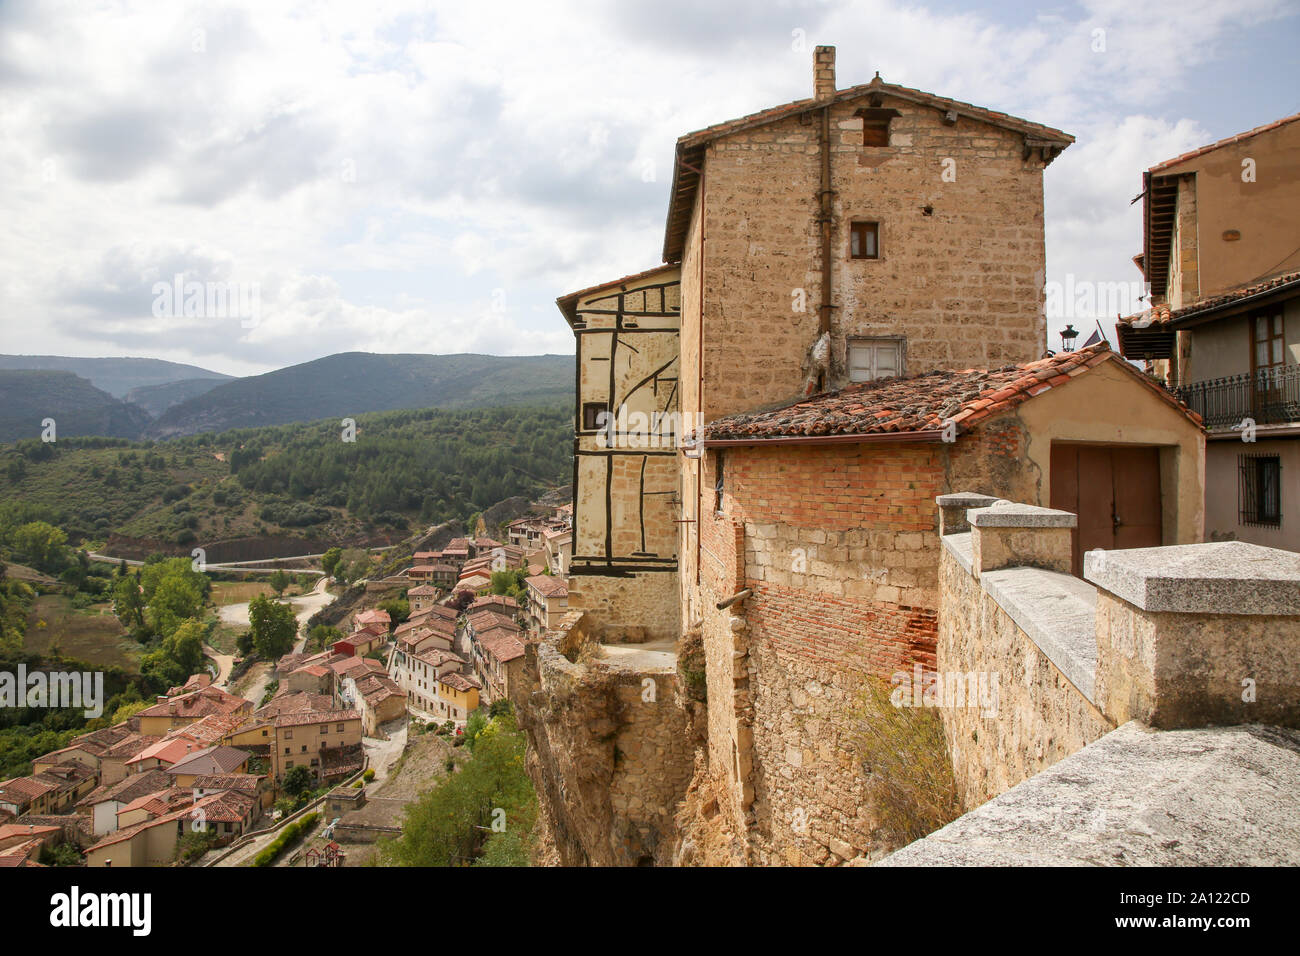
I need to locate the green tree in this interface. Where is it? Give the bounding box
[141,618,207,688]
[321,547,343,579]
[307,624,343,652]
[282,764,314,797]
[111,573,146,631]
[248,593,297,659]
[12,521,68,572]
[268,569,290,597]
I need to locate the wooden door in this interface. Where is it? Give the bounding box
[1050,443,1163,575]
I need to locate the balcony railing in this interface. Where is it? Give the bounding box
[1171,364,1300,430]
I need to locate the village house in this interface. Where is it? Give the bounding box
[135,685,252,736]
[391,645,463,716]
[353,608,391,632]
[75,768,173,836]
[434,671,481,723]
[191,773,271,813]
[332,624,387,658]
[407,583,440,613]
[523,574,569,632]
[557,265,682,641]
[470,627,526,704]
[265,709,363,783]
[543,526,572,576]
[163,746,251,788]
[340,672,407,735]
[1116,112,1300,552]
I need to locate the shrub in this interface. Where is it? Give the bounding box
[253,812,320,867]
[362,768,375,783]
[850,676,962,848]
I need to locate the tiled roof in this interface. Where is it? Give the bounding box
[274,709,361,729]
[136,686,249,720]
[407,585,438,596]
[703,343,1201,441]
[0,823,59,842]
[0,778,57,800]
[191,773,264,791]
[127,737,204,766]
[467,610,517,632]
[439,672,481,693]
[1149,112,1300,173]
[477,631,526,664]
[331,657,386,679]
[76,768,172,809]
[525,575,568,598]
[196,789,257,823]
[413,648,464,669]
[356,674,405,705]
[72,722,136,751]
[1117,269,1300,329]
[101,733,162,760]
[256,692,335,719]
[165,745,250,777]
[471,595,518,610]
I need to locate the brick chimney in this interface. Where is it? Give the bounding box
[814,45,836,100]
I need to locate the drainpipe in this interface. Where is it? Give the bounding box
[816,103,835,392]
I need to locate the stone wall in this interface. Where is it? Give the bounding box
[566,569,679,642]
[936,493,1300,813]
[937,527,1113,807]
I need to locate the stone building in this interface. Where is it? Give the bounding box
[528,46,1214,866]
[1116,113,1300,552]
[557,265,683,642]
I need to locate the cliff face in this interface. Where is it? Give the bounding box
[514,613,699,866]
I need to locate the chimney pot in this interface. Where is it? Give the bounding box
[814,45,836,100]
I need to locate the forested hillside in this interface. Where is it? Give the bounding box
[0,403,571,550]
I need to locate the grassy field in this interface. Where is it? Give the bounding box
[23,594,140,672]
[210,580,275,606]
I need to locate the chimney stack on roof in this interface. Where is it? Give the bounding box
[814,45,836,100]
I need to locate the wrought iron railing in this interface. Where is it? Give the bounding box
[1171,364,1300,430]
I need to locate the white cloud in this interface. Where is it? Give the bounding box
[0,0,1293,373]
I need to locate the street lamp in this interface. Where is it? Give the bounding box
[1059,324,1079,353]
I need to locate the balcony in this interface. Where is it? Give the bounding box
[1171,364,1300,430]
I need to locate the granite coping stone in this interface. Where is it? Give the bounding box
[980,565,1099,702]
[1084,541,1300,615]
[968,501,1077,529]
[876,721,1300,866]
[941,532,974,575]
[935,492,1000,507]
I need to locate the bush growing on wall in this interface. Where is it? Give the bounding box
[850,676,962,847]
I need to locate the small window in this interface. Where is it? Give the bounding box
[284,729,293,740]
[582,402,608,431]
[1239,454,1281,527]
[850,222,879,260]
[848,339,903,383]
[863,121,889,147]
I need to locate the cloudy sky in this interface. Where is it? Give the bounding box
[1,0,1297,376]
